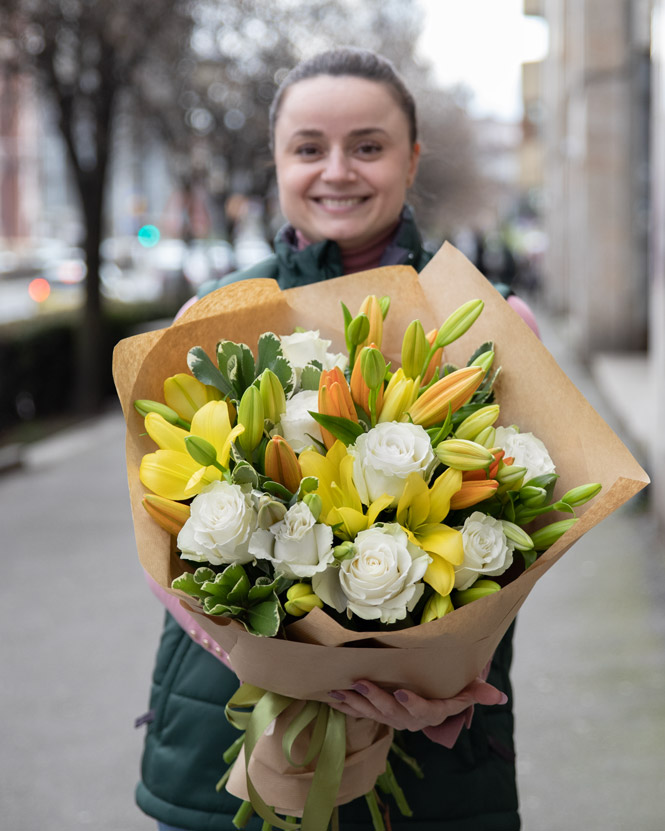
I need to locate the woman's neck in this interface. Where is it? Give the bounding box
[295,220,401,274]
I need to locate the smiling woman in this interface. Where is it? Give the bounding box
[138,48,524,831]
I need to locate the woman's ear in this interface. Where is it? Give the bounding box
[406,141,421,188]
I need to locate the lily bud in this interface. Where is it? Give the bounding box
[500,520,534,551]
[474,425,496,449]
[407,366,485,428]
[257,497,288,530]
[333,541,356,562]
[433,299,484,349]
[520,485,549,508]
[164,373,221,422]
[420,592,454,623]
[435,438,494,471]
[318,367,358,449]
[530,518,578,550]
[357,295,384,350]
[264,435,302,494]
[378,368,419,423]
[360,347,386,391]
[449,479,499,509]
[559,483,602,507]
[303,492,323,521]
[237,385,265,454]
[259,369,286,424]
[142,494,190,536]
[350,345,384,416]
[185,435,219,467]
[455,405,501,442]
[470,350,494,373]
[284,584,324,617]
[453,579,501,606]
[401,320,430,379]
[347,314,370,349]
[496,464,527,492]
[134,399,187,428]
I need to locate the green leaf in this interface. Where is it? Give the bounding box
[217,341,256,396]
[227,569,251,605]
[300,363,322,391]
[341,302,353,351]
[248,578,282,603]
[231,461,260,489]
[309,411,365,445]
[263,480,294,501]
[521,549,538,569]
[296,476,319,500]
[171,572,210,599]
[270,355,295,396]
[552,500,576,514]
[203,598,245,616]
[187,347,233,397]
[193,567,216,584]
[246,597,284,637]
[255,332,282,376]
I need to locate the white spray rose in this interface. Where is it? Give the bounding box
[453,511,515,590]
[494,425,556,483]
[280,330,346,385]
[313,524,431,624]
[278,389,320,453]
[177,481,257,566]
[349,422,436,507]
[249,502,335,580]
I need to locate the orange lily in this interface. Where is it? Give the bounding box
[318,367,358,449]
[264,435,303,493]
[142,494,191,536]
[356,295,384,350]
[350,345,384,418]
[449,479,499,510]
[407,366,485,428]
[423,329,444,384]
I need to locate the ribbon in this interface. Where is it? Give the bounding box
[225,684,347,831]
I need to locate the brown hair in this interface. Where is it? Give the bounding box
[269,47,418,149]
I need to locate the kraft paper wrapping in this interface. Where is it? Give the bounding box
[113,242,649,812]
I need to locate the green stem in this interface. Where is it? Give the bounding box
[232,800,255,829]
[215,765,232,793]
[223,734,245,764]
[369,387,378,427]
[389,742,425,779]
[365,790,386,831]
[384,760,413,817]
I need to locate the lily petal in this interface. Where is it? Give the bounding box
[424,554,456,597]
[139,450,203,500]
[145,413,189,453]
[416,524,464,565]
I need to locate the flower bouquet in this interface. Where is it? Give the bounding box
[113,243,649,831]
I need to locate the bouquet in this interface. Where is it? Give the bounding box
[114,243,648,831]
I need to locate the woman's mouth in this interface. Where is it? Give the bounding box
[312,196,369,210]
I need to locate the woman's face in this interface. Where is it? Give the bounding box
[273,75,420,251]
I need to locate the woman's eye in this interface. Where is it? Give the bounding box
[295,145,322,158]
[356,143,382,157]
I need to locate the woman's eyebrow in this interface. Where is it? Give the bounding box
[289,127,389,139]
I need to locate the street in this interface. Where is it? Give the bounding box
[0,312,663,830]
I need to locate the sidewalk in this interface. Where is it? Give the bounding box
[0,311,663,831]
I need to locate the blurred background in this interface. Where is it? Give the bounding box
[0,2,664,829]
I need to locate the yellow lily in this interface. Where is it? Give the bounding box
[163,373,221,422]
[356,294,384,350]
[299,440,392,540]
[395,469,464,597]
[139,400,244,500]
[378,368,419,423]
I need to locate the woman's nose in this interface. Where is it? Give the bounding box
[321,149,356,182]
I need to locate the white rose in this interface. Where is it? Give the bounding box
[248,502,335,580]
[349,422,436,507]
[177,481,257,566]
[278,389,321,453]
[494,425,556,483]
[313,524,431,624]
[454,511,515,590]
[280,330,347,384]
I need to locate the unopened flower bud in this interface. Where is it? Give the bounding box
[433,299,484,348]
[520,485,549,507]
[559,483,602,508]
[530,518,578,550]
[357,295,384,350]
[500,520,534,551]
[184,435,219,467]
[347,314,371,348]
[284,583,324,617]
[420,592,454,623]
[474,425,497,449]
[302,492,323,521]
[455,405,501,442]
[401,320,430,380]
[134,399,186,427]
[360,347,386,391]
[237,385,265,454]
[435,438,494,471]
[142,494,191,536]
[453,579,501,606]
[163,373,221,421]
[264,435,302,494]
[470,350,494,373]
[257,496,288,530]
[333,541,356,562]
[259,369,286,424]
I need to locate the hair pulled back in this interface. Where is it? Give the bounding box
[269,47,418,148]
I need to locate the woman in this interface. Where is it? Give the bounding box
[138,48,530,831]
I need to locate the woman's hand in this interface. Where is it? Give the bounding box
[326,665,507,748]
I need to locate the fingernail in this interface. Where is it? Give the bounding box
[394,690,409,703]
[328,691,346,701]
[351,683,369,695]
[497,692,508,705]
